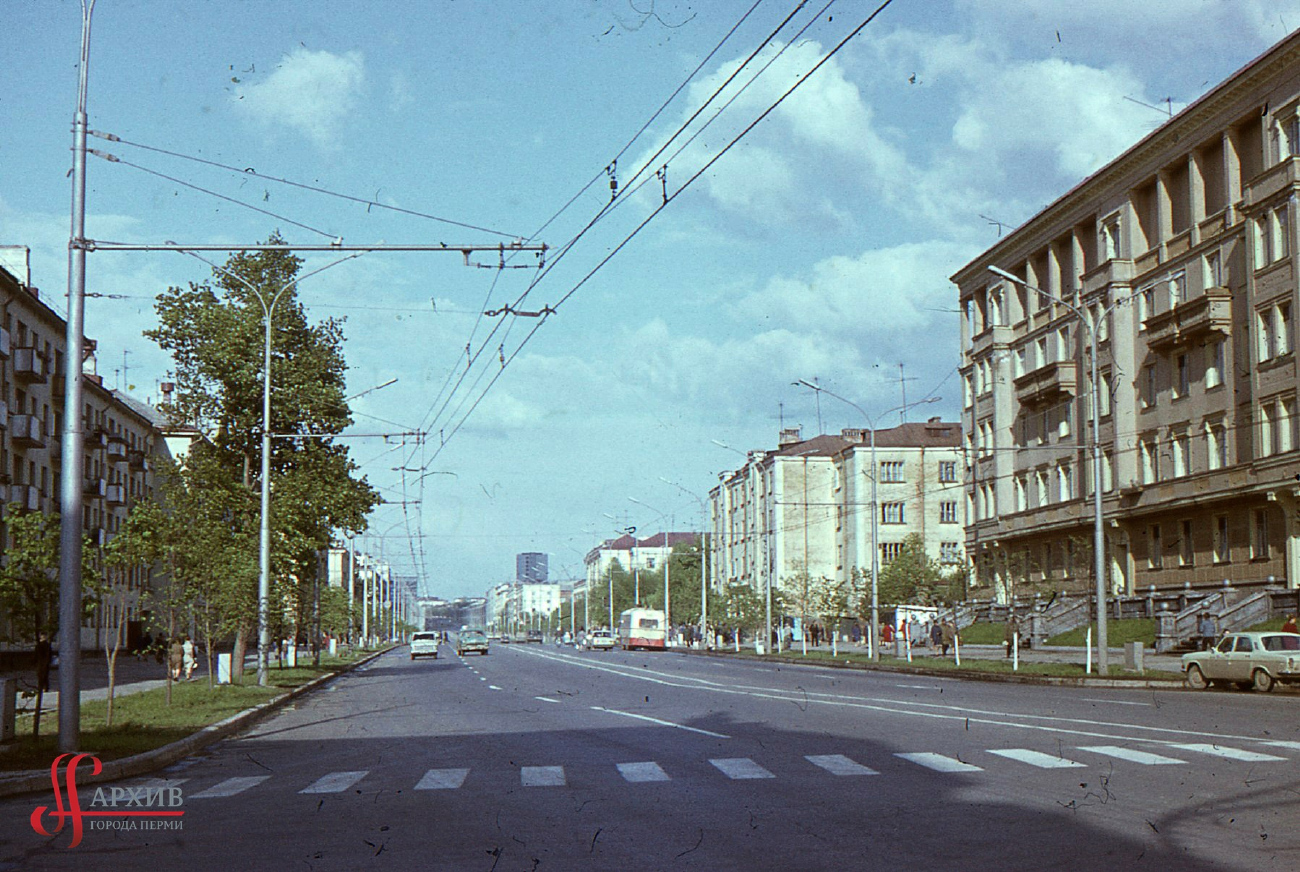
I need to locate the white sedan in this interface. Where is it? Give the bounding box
[586,630,616,651]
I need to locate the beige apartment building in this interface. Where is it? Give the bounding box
[953,32,1300,600]
[708,422,964,599]
[1,249,173,650]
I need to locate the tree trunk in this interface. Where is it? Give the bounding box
[32,687,44,740]
[232,628,247,681]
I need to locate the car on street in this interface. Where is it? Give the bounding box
[586,629,616,651]
[409,632,440,660]
[1182,631,1300,692]
[457,629,490,656]
[526,629,543,643]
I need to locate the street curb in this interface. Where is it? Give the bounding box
[682,648,1183,689]
[0,647,394,799]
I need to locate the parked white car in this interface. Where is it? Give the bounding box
[1182,632,1300,692]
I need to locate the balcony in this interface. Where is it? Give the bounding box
[13,347,48,384]
[105,483,127,507]
[10,413,45,449]
[1014,360,1078,407]
[128,449,148,471]
[1143,287,1232,351]
[0,400,7,430]
[83,477,107,499]
[106,437,128,465]
[0,327,10,359]
[7,484,42,513]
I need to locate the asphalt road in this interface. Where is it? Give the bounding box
[3,641,1298,871]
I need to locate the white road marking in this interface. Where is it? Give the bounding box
[189,776,271,798]
[299,770,369,793]
[1167,743,1287,762]
[489,685,503,690]
[521,766,565,787]
[415,768,469,790]
[896,752,982,773]
[1076,746,1185,765]
[710,758,774,780]
[124,777,189,789]
[805,754,878,776]
[534,696,560,704]
[1261,741,1300,751]
[895,684,936,690]
[1079,698,1151,706]
[617,761,671,782]
[987,749,1086,769]
[589,706,730,738]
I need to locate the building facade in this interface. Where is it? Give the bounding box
[516,551,548,584]
[583,532,697,592]
[953,32,1300,600]
[1,250,175,651]
[708,423,964,598]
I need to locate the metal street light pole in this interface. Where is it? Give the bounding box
[794,380,939,661]
[988,266,1131,676]
[629,497,673,631]
[661,477,708,647]
[175,249,364,686]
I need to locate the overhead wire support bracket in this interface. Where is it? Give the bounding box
[84,240,548,254]
[464,241,547,270]
[483,304,555,318]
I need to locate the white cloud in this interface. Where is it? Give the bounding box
[233,48,366,147]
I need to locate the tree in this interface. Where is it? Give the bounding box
[0,506,100,737]
[146,238,380,674]
[718,581,766,643]
[870,534,960,609]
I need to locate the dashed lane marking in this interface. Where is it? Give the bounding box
[415,768,470,790]
[987,749,1086,769]
[895,752,982,773]
[534,696,560,703]
[617,762,671,782]
[710,758,775,780]
[299,770,369,794]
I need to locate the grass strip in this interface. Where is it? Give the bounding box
[1,649,374,773]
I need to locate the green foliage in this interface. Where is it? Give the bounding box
[719,581,766,634]
[144,239,380,645]
[618,539,706,625]
[1046,618,1156,648]
[872,534,961,608]
[0,505,101,645]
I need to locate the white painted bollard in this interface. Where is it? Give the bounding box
[1085,627,1092,674]
[217,653,232,685]
[1012,632,1019,671]
[954,635,961,667]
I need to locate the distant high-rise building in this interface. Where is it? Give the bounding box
[516,552,548,584]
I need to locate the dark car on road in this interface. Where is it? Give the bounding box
[457,629,490,656]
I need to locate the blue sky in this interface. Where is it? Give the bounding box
[2,1,1297,598]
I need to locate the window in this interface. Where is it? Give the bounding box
[1280,397,1296,454]
[1036,468,1050,506]
[1278,303,1293,357]
[1058,461,1073,502]
[1058,401,1072,439]
[1102,216,1121,261]
[1261,403,1274,457]
[1175,353,1189,398]
[1205,340,1224,389]
[989,290,1003,327]
[1251,509,1269,560]
[1103,451,1115,492]
[1272,206,1290,261]
[1206,420,1227,470]
[1204,249,1223,288]
[1280,111,1300,159]
[940,501,958,524]
[1142,364,1157,409]
[1213,515,1230,563]
[1172,434,1189,477]
[881,502,905,525]
[1141,438,1158,484]
[1015,476,1028,512]
[1148,525,1163,569]
[963,372,973,408]
[1014,345,1027,378]
[1180,519,1195,567]
[1056,325,1071,361]
[1035,336,1048,370]
[880,542,905,565]
[1138,286,1154,324]
[938,460,957,483]
[1168,271,1187,308]
[1099,370,1113,417]
[880,461,904,483]
[1256,215,1272,266]
[939,542,962,564]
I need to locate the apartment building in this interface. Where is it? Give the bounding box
[708,423,964,598]
[583,531,698,592]
[1,249,174,649]
[953,32,1300,599]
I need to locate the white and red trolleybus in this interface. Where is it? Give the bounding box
[617,608,666,651]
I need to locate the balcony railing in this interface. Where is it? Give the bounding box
[1143,287,1232,351]
[128,449,148,471]
[10,413,45,449]
[13,347,48,383]
[1014,360,1078,407]
[7,484,42,512]
[0,327,10,360]
[83,477,107,498]
[106,438,128,465]
[105,483,127,507]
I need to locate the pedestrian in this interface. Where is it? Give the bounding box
[929,621,942,652]
[851,623,861,645]
[1282,614,1298,634]
[941,620,956,657]
[881,621,894,644]
[34,632,53,693]
[1197,612,1217,651]
[182,636,196,680]
[169,637,184,680]
[908,618,922,648]
[1004,614,1020,658]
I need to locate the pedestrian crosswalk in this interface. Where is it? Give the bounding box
[166,740,1292,800]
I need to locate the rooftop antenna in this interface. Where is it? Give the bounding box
[896,363,918,424]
